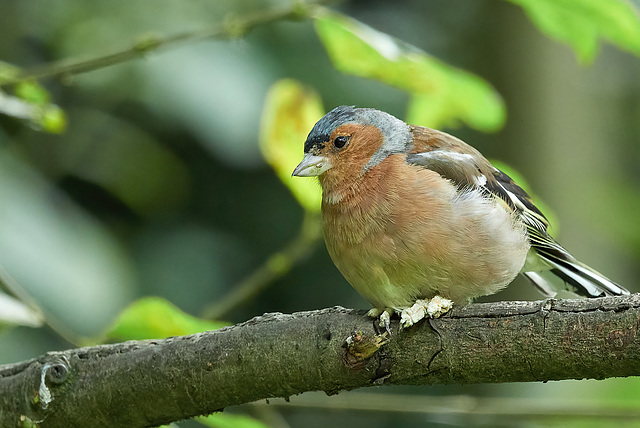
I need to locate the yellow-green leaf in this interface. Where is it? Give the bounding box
[197,413,271,428]
[259,79,323,212]
[0,80,67,134]
[508,0,640,63]
[39,105,67,134]
[314,12,505,131]
[104,296,229,341]
[15,81,50,105]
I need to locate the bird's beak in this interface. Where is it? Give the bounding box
[292,154,333,177]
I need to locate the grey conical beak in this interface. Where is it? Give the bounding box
[292,154,333,177]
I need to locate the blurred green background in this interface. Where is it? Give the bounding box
[1,0,640,426]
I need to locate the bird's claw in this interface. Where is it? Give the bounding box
[367,297,453,332]
[366,307,393,334]
[399,296,453,328]
[426,295,453,318]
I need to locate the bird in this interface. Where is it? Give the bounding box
[292,105,629,330]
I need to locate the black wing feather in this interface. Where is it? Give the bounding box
[486,169,628,297]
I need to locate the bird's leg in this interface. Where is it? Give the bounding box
[366,307,394,333]
[399,296,453,328]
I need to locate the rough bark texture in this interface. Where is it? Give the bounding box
[1,295,639,427]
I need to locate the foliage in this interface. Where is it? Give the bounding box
[0,74,66,133]
[103,297,229,342]
[259,79,324,213]
[508,0,640,62]
[315,11,506,131]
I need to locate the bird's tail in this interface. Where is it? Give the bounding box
[523,239,629,298]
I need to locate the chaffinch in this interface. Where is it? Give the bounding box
[293,105,629,329]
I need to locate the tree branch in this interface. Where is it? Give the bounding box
[0,0,340,87]
[2,295,639,427]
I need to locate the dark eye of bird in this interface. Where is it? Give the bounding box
[334,135,350,149]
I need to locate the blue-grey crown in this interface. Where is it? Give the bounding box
[304,106,358,153]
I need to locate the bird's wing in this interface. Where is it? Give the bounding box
[406,125,548,229]
[406,126,628,297]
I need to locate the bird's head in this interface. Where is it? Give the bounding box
[292,106,412,183]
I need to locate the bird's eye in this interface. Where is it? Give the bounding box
[334,135,350,149]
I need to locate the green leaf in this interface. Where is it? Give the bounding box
[104,297,229,341]
[259,79,324,212]
[39,105,67,134]
[314,12,505,131]
[0,80,67,134]
[197,413,271,428]
[15,81,50,105]
[508,0,640,63]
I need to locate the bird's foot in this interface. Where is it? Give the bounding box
[426,295,454,318]
[366,307,394,333]
[399,296,453,328]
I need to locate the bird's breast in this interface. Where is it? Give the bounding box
[319,155,529,307]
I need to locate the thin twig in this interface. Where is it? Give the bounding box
[0,0,341,87]
[202,211,322,320]
[0,263,87,347]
